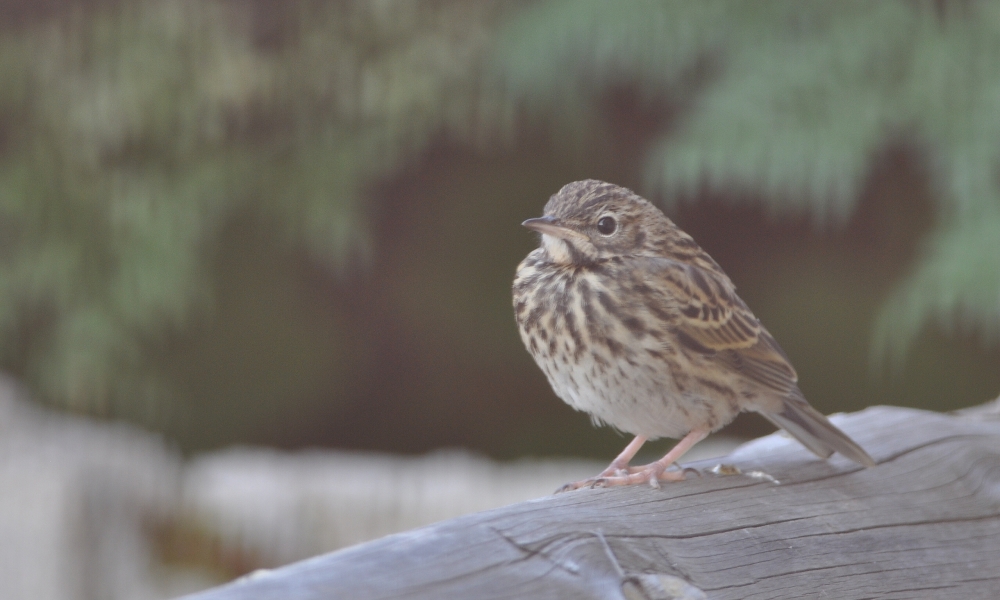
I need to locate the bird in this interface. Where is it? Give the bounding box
[512,180,875,491]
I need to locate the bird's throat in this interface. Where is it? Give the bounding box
[541,234,595,266]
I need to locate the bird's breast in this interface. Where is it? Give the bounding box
[514,258,722,437]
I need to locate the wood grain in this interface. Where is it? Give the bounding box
[178,403,1000,600]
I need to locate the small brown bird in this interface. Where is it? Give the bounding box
[513,180,875,491]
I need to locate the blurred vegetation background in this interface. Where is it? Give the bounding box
[0,0,997,459]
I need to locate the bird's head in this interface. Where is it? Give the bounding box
[522,180,680,265]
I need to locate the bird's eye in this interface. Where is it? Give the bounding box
[596,216,617,235]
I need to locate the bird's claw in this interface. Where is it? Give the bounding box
[554,477,607,493]
[554,482,576,494]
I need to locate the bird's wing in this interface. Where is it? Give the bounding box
[642,257,799,391]
[638,258,874,466]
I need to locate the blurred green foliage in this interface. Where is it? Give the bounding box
[0,0,509,416]
[494,0,1000,369]
[0,0,995,452]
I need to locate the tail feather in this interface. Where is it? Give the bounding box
[761,392,876,467]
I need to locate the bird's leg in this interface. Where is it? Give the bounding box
[556,430,712,492]
[590,428,710,489]
[598,435,648,477]
[555,435,647,493]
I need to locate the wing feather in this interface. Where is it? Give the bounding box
[640,257,799,391]
[652,258,761,351]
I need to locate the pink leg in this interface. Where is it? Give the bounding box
[598,435,648,477]
[610,428,709,488]
[558,429,709,492]
[556,435,647,493]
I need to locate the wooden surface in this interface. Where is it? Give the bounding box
[179,403,1000,600]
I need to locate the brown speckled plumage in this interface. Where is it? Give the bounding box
[513,180,875,491]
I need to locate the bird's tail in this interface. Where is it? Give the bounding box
[760,391,876,467]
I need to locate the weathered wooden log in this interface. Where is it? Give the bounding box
[178,402,1000,600]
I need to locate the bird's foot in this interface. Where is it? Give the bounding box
[555,462,690,493]
[622,462,700,477]
[596,458,634,479]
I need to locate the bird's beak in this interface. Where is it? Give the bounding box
[522,216,577,240]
